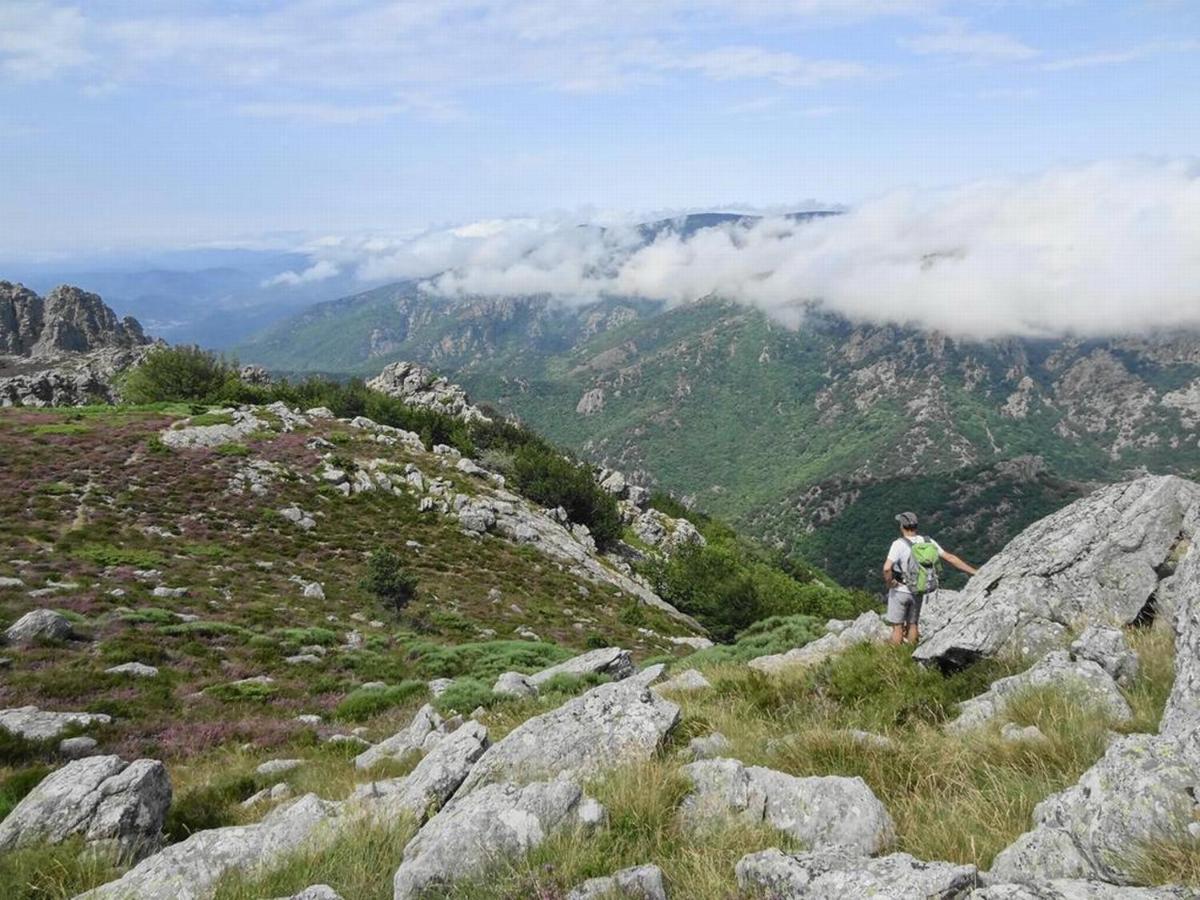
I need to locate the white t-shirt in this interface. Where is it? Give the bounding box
[887,535,943,595]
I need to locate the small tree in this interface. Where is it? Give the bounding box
[122,345,238,404]
[361,547,418,615]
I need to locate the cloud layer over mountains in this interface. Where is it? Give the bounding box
[273,159,1200,339]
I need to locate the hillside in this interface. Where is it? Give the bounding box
[239,283,1200,587]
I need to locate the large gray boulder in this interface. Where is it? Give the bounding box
[4,608,74,644]
[1161,512,1200,739]
[946,651,1132,734]
[392,779,601,900]
[916,476,1200,667]
[0,705,111,740]
[735,847,978,899]
[748,611,889,675]
[526,647,634,686]
[969,882,1195,898]
[679,758,894,855]
[566,864,668,900]
[352,721,488,820]
[988,733,1200,885]
[0,755,170,859]
[1069,626,1139,686]
[452,668,679,797]
[354,704,444,771]
[78,794,338,900]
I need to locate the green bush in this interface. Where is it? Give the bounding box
[122,345,240,404]
[204,680,277,702]
[361,548,419,616]
[165,774,258,841]
[333,681,427,722]
[431,678,496,714]
[682,614,825,666]
[275,627,338,647]
[73,543,164,569]
[399,638,571,680]
[511,445,622,550]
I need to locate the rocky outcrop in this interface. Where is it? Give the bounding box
[969,882,1194,898]
[946,651,1132,734]
[526,646,634,687]
[161,408,267,449]
[655,668,711,693]
[367,360,490,423]
[392,779,602,900]
[452,668,679,797]
[679,758,894,855]
[352,721,488,819]
[0,705,111,741]
[4,608,74,644]
[735,847,978,899]
[0,755,170,859]
[1069,626,1139,687]
[566,864,667,900]
[916,476,1200,667]
[79,794,338,900]
[749,611,889,675]
[355,704,446,771]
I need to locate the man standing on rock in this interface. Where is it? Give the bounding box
[883,511,977,646]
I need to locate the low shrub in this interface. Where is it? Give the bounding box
[361,548,418,616]
[431,678,496,714]
[122,345,240,404]
[682,614,825,666]
[510,445,622,551]
[333,681,428,722]
[204,680,278,702]
[275,627,339,647]
[73,543,165,569]
[399,638,571,681]
[165,774,259,841]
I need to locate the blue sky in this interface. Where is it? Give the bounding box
[1,1,1198,255]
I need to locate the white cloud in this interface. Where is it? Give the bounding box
[289,159,1200,340]
[902,21,1037,62]
[1041,39,1200,71]
[263,259,340,288]
[0,2,90,80]
[669,46,869,86]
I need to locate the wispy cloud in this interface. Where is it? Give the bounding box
[669,46,869,87]
[263,259,340,287]
[0,2,90,80]
[902,20,1037,62]
[1041,39,1200,71]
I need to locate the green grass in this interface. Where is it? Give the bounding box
[0,838,123,900]
[72,542,165,569]
[333,682,428,722]
[0,765,51,820]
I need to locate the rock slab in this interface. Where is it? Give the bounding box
[736,847,978,900]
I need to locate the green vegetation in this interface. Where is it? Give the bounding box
[511,444,622,551]
[361,548,419,616]
[0,765,50,821]
[333,682,428,722]
[122,345,241,405]
[681,614,825,666]
[0,838,122,900]
[165,773,259,840]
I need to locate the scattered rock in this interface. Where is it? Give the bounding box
[947,651,1132,734]
[427,678,454,697]
[294,714,323,726]
[493,671,538,698]
[355,704,445,771]
[0,705,111,740]
[301,581,325,600]
[256,758,305,777]
[241,782,294,808]
[0,755,171,860]
[452,669,679,797]
[1001,723,1048,743]
[841,729,896,750]
[736,847,978,899]
[78,794,338,900]
[749,611,889,675]
[59,735,98,758]
[1070,626,1140,686]
[161,408,263,450]
[271,887,344,900]
[4,608,74,644]
[566,864,668,900]
[917,476,1200,666]
[679,757,894,855]
[969,881,1194,898]
[151,586,187,599]
[0,576,25,588]
[392,780,600,900]
[527,646,635,686]
[279,505,317,530]
[105,662,159,678]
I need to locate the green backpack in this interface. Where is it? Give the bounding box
[901,537,941,595]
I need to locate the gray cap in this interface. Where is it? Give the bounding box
[895,511,919,527]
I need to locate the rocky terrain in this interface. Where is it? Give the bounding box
[1,347,1198,900]
[0,282,152,407]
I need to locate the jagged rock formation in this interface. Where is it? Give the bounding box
[916,476,1200,667]
[0,282,152,406]
[355,704,447,771]
[749,611,889,675]
[367,360,491,423]
[566,864,668,900]
[0,755,170,859]
[0,705,111,741]
[736,847,978,899]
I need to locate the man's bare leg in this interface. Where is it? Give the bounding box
[905,624,920,645]
[890,624,905,645]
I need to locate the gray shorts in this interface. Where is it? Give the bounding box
[887,588,927,626]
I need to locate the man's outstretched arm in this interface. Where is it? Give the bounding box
[882,559,897,588]
[940,550,978,576]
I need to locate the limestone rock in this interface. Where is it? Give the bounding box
[256,758,305,777]
[1070,626,1139,686]
[687,732,732,760]
[78,794,338,900]
[353,721,488,820]
[355,704,445,771]
[749,611,889,675]
[4,608,74,644]
[366,361,491,424]
[452,670,679,797]
[0,755,170,859]
[527,647,635,686]
[105,662,159,678]
[271,887,343,900]
[0,705,111,740]
[566,864,668,900]
[947,651,1132,734]
[680,758,894,855]
[393,780,600,900]
[493,671,537,698]
[916,476,1200,667]
[988,733,1200,885]
[59,735,99,758]
[969,882,1194,898]
[161,408,263,450]
[736,847,978,900]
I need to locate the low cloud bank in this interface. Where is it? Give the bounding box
[274,159,1200,339]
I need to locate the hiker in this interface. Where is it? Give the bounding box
[882,511,977,646]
